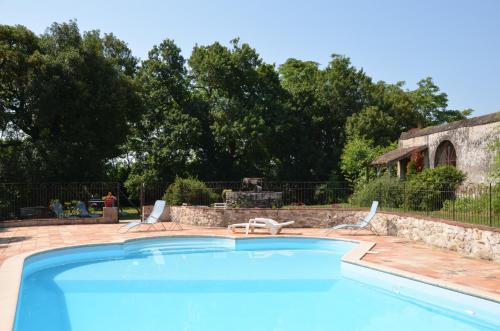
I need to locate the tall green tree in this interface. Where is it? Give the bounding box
[126,39,203,188]
[411,77,472,126]
[188,39,287,179]
[0,21,141,181]
[340,137,396,186]
[279,55,372,180]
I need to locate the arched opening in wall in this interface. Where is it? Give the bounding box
[434,140,457,167]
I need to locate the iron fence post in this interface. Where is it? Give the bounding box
[490,183,493,227]
[378,182,382,210]
[116,182,120,221]
[403,182,406,213]
[452,195,455,221]
[140,182,144,221]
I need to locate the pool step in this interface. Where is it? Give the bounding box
[122,237,235,256]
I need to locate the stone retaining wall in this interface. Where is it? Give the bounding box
[370,213,500,262]
[162,205,500,261]
[168,206,361,228]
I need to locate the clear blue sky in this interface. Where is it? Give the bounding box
[2,0,499,116]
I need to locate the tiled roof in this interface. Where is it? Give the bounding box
[372,145,427,165]
[400,111,500,140]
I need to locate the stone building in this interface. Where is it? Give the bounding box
[372,111,500,183]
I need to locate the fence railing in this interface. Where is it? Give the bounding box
[348,183,499,228]
[139,181,352,206]
[0,181,498,227]
[0,182,120,220]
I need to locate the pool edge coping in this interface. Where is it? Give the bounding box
[0,234,499,331]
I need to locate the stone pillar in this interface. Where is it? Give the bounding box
[397,159,407,180]
[424,150,430,169]
[103,207,118,222]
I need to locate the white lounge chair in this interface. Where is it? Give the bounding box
[228,218,295,235]
[325,201,379,234]
[119,200,181,233]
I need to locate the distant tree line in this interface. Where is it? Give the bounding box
[0,21,472,188]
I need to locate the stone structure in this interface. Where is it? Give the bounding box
[372,112,500,183]
[370,213,500,262]
[163,205,500,261]
[169,205,344,228]
[102,207,118,222]
[225,191,283,208]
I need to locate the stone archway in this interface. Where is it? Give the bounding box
[434,140,457,167]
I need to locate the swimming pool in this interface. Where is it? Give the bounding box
[14,237,500,331]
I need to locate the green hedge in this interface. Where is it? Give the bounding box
[442,189,500,214]
[350,166,466,211]
[163,177,218,206]
[404,166,465,211]
[350,176,405,208]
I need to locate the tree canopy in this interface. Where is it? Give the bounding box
[0,21,141,181]
[0,21,474,185]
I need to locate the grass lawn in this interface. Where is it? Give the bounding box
[119,207,141,220]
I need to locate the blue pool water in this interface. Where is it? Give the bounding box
[15,237,500,331]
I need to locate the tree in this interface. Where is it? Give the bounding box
[0,21,141,181]
[2,23,477,185]
[188,39,287,179]
[345,106,398,146]
[278,55,373,180]
[126,39,204,188]
[410,77,472,126]
[277,58,322,179]
[340,137,396,186]
[0,25,39,138]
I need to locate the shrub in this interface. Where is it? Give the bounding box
[340,137,397,186]
[407,165,466,191]
[163,177,217,206]
[442,187,500,214]
[0,199,11,220]
[314,184,334,204]
[350,166,466,212]
[350,176,405,208]
[404,165,466,211]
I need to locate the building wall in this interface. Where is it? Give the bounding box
[399,122,499,183]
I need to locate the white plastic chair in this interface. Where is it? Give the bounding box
[325,201,379,234]
[119,200,180,233]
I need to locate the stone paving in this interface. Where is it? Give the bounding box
[0,223,499,296]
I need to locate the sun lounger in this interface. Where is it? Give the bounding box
[119,200,180,233]
[50,201,65,218]
[228,218,294,235]
[325,201,379,234]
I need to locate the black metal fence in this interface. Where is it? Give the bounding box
[0,182,120,220]
[348,182,499,228]
[140,181,352,206]
[140,181,499,227]
[0,181,498,227]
